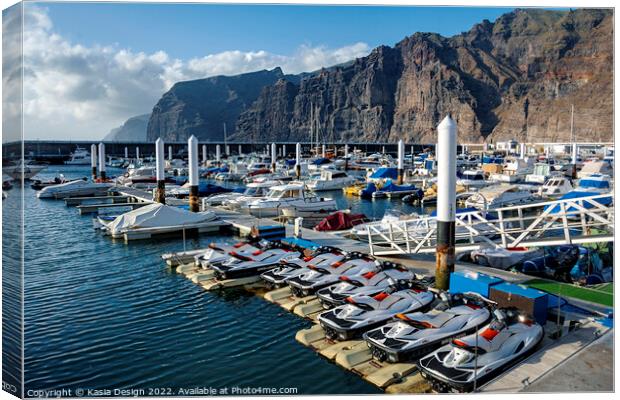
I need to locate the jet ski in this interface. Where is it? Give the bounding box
[194,240,265,269]
[210,245,301,280]
[417,308,544,393]
[286,256,382,298]
[364,292,492,363]
[317,280,435,341]
[315,264,426,309]
[260,247,359,289]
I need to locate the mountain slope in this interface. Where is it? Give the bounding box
[104,114,150,141]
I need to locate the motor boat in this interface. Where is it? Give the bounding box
[364,292,492,363]
[577,160,612,179]
[286,256,381,298]
[260,247,357,288]
[209,247,301,280]
[204,180,279,207]
[306,169,357,191]
[417,308,544,393]
[37,179,113,199]
[470,246,544,270]
[116,166,159,187]
[245,182,329,218]
[576,173,612,193]
[279,196,338,218]
[30,175,70,190]
[102,203,217,238]
[317,280,435,341]
[3,160,48,180]
[315,265,424,309]
[372,180,422,199]
[537,176,573,198]
[65,146,91,165]
[488,157,534,183]
[457,170,488,189]
[525,163,553,185]
[464,184,533,210]
[167,182,235,198]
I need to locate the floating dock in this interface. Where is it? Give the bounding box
[162,205,612,393]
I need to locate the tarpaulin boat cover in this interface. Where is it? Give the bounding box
[545,191,613,214]
[108,203,217,234]
[314,211,367,231]
[370,167,398,179]
[578,175,610,189]
[381,180,417,192]
[360,182,377,198]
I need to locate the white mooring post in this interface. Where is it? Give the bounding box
[124,146,128,160]
[344,144,349,171]
[98,143,106,180]
[322,144,326,158]
[155,138,166,204]
[397,139,405,184]
[571,143,578,179]
[271,143,277,172]
[188,136,199,212]
[520,143,526,160]
[238,144,243,156]
[90,144,97,180]
[202,144,207,166]
[216,145,221,164]
[168,145,172,161]
[226,145,230,157]
[295,143,302,179]
[435,115,457,291]
[136,147,140,163]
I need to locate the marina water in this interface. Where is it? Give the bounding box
[3,165,438,394]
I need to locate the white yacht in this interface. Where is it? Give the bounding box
[37,179,113,199]
[306,169,357,191]
[489,157,534,183]
[65,146,91,165]
[525,163,554,185]
[245,182,333,217]
[207,180,280,207]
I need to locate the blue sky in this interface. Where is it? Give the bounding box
[43,3,513,60]
[15,2,520,140]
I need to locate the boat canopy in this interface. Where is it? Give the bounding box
[314,211,367,231]
[108,203,217,234]
[544,191,613,214]
[578,175,610,189]
[312,157,331,165]
[381,180,417,192]
[370,167,398,179]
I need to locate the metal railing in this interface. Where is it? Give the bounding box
[366,193,614,255]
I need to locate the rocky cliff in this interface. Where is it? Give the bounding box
[104,114,150,141]
[148,8,613,143]
[146,68,300,141]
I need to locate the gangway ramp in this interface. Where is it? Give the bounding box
[366,193,614,256]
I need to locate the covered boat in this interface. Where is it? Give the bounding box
[470,246,544,270]
[37,179,113,199]
[314,211,368,232]
[105,203,217,237]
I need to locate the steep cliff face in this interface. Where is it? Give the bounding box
[104,114,149,141]
[146,8,612,144]
[231,8,612,143]
[146,68,295,141]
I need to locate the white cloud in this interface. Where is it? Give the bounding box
[9,5,370,140]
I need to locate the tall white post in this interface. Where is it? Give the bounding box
[271,142,277,172]
[155,138,166,204]
[344,144,349,171]
[238,144,243,155]
[436,115,457,290]
[136,147,140,163]
[216,145,221,164]
[168,145,172,161]
[124,146,128,159]
[202,144,207,166]
[98,143,106,180]
[90,144,97,180]
[397,139,405,184]
[322,144,326,158]
[520,143,526,159]
[295,143,301,179]
[188,135,199,212]
[571,143,578,179]
[226,145,230,156]
[282,144,286,158]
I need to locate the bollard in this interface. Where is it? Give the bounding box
[188,136,199,212]
[91,144,97,180]
[295,143,301,179]
[435,116,457,290]
[155,138,166,204]
[397,139,405,184]
[98,143,106,181]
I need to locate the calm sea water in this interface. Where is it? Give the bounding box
[8,165,433,396]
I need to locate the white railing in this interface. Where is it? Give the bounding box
[367,193,614,255]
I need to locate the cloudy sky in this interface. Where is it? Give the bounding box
[3,2,510,141]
